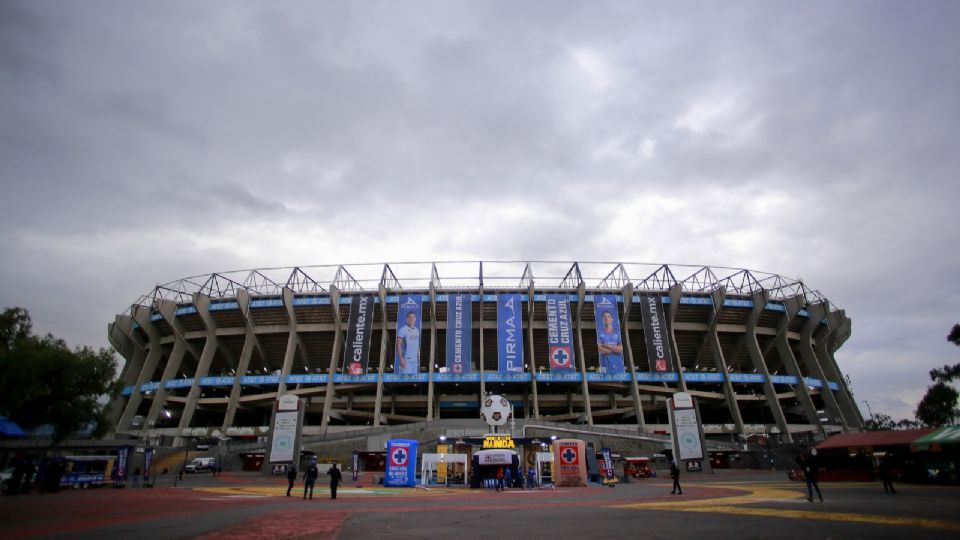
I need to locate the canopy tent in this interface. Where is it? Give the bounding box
[815,429,934,450]
[0,416,27,438]
[913,426,960,452]
[421,453,469,486]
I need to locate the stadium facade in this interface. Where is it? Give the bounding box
[107,262,863,445]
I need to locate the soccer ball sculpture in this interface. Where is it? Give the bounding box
[480,395,513,427]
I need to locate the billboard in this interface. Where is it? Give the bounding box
[554,439,587,487]
[593,295,624,373]
[268,394,301,463]
[546,294,575,371]
[670,393,704,461]
[446,293,472,373]
[497,294,524,373]
[639,294,673,372]
[342,295,375,375]
[384,439,418,487]
[395,295,422,375]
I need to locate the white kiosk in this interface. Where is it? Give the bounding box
[421,452,469,486]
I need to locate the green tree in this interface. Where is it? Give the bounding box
[914,325,960,427]
[0,307,118,441]
[864,412,895,431]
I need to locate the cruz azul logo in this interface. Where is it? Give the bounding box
[549,346,572,369]
[560,445,579,465]
[390,445,409,467]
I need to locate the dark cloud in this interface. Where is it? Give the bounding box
[1,0,958,420]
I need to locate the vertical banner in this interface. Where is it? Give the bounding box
[384,439,418,487]
[601,448,615,481]
[554,439,588,487]
[395,295,422,374]
[116,446,129,482]
[446,293,473,373]
[593,295,625,373]
[497,294,524,373]
[546,294,575,371]
[352,450,359,483]
[640,294,674,372]
[144,447,154,480]
[342,295,375,375]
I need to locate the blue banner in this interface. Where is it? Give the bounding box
[586,372,632,382]
[352,450,359,483]
[382,373,429,383]
[484,372,531,383]
[285,374,329,384]
[537,372,583,382]
[384,439,418,487]
[728,373,766,383]
[333,374,379,384]
[636,372,679,382]
[684,372,726,383]
[144,448,154,480]
[116,446,129,482]
[395,295,423,375]
[446,293,472,374]
[546,294,575,372]
[432,372,481,383]
[593,295,625,373]
[770,374,799,385]
[497,294,524,373]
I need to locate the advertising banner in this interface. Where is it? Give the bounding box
[144,448,154,480]
[639,294,673,373]
[352,450,359,483]
[384,439,418,487]
[342,295,375,375]
[497,294,524,373]
[593,295,625,373]
[546,294,575,371]
[601,447,615,481]
[395,295,422,374]
[446,293,472,373]
[554,439,588,487]
[116,446,129,482]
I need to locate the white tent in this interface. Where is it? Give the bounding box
[421,453,469,486]
[536,451,555,486]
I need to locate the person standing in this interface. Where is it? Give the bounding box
[496,467,505,492]
[798,453,823,502]
[878,455,897,494]
[286,464,297,497]
[327,463,342,499]
[670,460,682,495]
[303,460,319,500]
[133,467,141,488]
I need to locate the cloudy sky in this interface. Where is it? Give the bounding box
[2,0,958,421]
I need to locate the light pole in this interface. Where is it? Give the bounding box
[862,400,874,424]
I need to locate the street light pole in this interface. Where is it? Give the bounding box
[862,400,874,424]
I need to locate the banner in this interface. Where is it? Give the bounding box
[352,450,359,483]
[384,439,418,487]
[144,448,154,480]
[342,295,375,375]
[446,293,472,373]
[546,294,575,371]
[116,446,129,482]
[554,439,587,487]
[593,295,624,373]
[639,294,674,372]
[497,294,524,373]
[601,448,615,481]
[394,295,422,374]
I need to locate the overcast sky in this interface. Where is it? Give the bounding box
[2,0,958,422]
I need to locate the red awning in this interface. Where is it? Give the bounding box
[816,429,935,450]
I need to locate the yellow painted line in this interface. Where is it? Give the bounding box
[676,505,960,532]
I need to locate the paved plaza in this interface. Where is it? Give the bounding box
[1,471,958,539]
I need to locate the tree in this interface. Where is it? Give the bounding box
[916,382,960,427]
[864,412,895,431]
[0,307,118,441]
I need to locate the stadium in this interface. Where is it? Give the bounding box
[107,261,863,450]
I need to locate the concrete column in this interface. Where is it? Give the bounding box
[745,292,792,442]
[479,285,486,396]
[776,296,824,435]
[222,289,263,430]
[824,311,864,427]
[427,287,437,421]
[799,303,847,431]
[813,310,859,429]
[574,283,593,425]
[177,294,219,433]
[526,282,540,419]
[707,288,745,434]
[276,287,299,396]
[373,284,388,427]
[621,284,646,431]
[144,338,186,434]
[117,306,162,433]
[106,314,145,431]
[666,284,688,392]
[321,286,342,431]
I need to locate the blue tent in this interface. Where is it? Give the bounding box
[0,416,27,437]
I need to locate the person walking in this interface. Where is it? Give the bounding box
[327,463,342,499]
[670,460,682,495]
[878,455,897,494]
[286,464,297,497]
[797,453,823,502]
[303,460,319,500]
[496,467,505,492]
[133,467,141,488]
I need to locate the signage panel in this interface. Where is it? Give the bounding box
[639,294,674,372]
[342,295,375,375]
[385,439,418,487]
[269,408,299,463]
